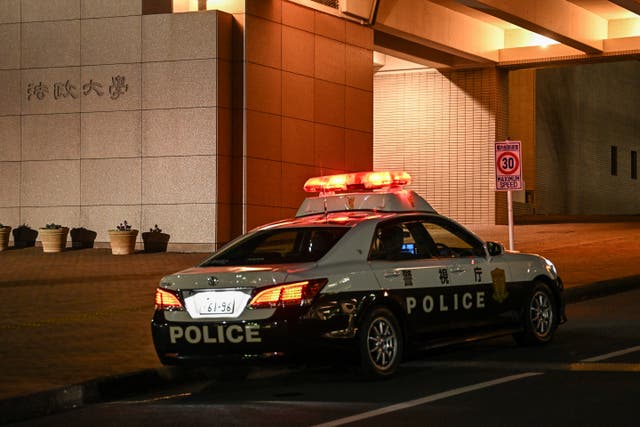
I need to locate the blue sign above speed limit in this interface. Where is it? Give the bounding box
[495,141,522,191]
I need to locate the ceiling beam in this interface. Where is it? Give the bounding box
[374,0,503,64]
[609,0,640,16]
[457,0,607,54]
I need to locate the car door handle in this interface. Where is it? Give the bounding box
[450,266,466,274]
[384,271,401,279]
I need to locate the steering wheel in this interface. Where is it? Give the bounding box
[435,243,455,257]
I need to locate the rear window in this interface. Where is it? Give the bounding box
[201,227,349,266]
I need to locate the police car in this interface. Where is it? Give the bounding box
[152,171,565,378]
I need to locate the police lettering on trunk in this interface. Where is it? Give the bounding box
[169,324,262,344]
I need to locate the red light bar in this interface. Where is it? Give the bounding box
[303,171,411,193]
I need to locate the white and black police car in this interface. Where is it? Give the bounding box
[152,171,565,378]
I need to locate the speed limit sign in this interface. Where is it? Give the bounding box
[495,141,522,191]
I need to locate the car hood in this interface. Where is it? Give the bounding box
[159,263,317,290]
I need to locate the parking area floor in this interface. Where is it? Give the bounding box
[1,221,640,400]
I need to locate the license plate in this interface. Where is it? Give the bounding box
[199,294,235,315]
[184,291,250,319]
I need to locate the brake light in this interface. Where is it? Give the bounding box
[249,279,327,308]
[155,288,184,310]
[303,171,411,193]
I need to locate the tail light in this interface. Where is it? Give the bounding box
[155,288,184,310]
[249,279,327,309]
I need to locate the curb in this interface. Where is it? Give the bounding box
[0,366,209,425]
[564,275,640,304]
[2,276,639,425]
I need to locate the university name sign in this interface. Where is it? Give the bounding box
[25,75,129,102]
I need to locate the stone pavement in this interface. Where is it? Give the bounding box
[1,222,640,418]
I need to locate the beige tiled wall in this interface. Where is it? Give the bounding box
[81,111,142,158]
[81,0,142,19]
[0,2,228,249]
[0,23,20,69]
[0,116,20,161]
[22,0,80,21]
[0,70,20,115]
[0,162,20,206]
[1,0,373,247]
[22,114,81,160]
[142,108,217,157]
[22,20,80,68]
[81,16,142,65]
[21,160,81,206]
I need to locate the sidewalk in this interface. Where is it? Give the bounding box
[1,222,640,421]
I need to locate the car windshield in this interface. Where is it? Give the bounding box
[201,227,350,266]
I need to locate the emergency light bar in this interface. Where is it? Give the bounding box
[303,171,412,193]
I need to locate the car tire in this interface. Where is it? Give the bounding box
[358,307,403,379]
[513,282,557,345]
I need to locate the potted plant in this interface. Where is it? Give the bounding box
[0,223,11,251]
[108,220,138,255]
[12,224,38,248]
[39,223,69,253]
[142,224,171,253]
[70,227,97,249]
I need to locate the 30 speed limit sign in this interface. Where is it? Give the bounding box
[495,141,522,191]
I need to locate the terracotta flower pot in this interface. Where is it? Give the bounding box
[142,231,170,253]
[39,227,69,253]
[108,230,139,255]
[0,226,11,251]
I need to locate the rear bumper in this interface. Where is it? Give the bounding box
[151,310,353,365]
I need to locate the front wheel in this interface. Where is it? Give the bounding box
[358,307,403,379]
[513,282,557,345]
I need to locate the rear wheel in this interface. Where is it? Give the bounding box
[358,307,403,379]
[514,282,557,345]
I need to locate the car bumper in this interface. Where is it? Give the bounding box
[151,309,353,364]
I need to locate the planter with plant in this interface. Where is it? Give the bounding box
[108,220,139,255]
[0,223,11,251]
[12,224,38,248]
[142,224,170,253]
[39,223,69,253]
[70,227,97,249]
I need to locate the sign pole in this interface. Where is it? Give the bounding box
[507,190,514,251]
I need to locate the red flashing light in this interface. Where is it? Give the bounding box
[303,171,411,193]
[249,279,327,309]
[155,288,184,310]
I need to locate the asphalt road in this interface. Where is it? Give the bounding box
[8,288,640,427]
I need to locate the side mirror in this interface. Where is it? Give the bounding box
[486,241,505,257]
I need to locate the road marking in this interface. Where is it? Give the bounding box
[405,360,640,373]
[112,392,193,405]
[581,346,640,362]
[310,372,542,427]
[315,346,640,426]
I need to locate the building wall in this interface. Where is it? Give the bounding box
[373,68,500,225]
[236,0,374,231]
[0,0,230,250]
[536,61,640,215]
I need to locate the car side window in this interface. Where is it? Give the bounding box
[369,221,432,261]
[419,220,484,258]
